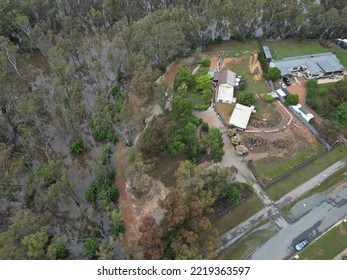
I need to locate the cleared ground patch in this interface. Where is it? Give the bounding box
[216,103,235,124]
[265,145,347,201]
[297,220,347,260]
[249,121,324,185]
[217,220,277,260]
[224,55,270,94]
[213,195,264,235]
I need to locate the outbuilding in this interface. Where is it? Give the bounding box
[229,103,253,130]
[262,46,272,62]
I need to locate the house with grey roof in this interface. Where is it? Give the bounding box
[262,46,272,62]
[213,70,238,104]
[272,52,345,79]
[213,70,237,86]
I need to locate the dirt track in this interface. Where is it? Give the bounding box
[249,53,263,80]
[164,60,180,88]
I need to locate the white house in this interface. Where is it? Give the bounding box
[213,70,237,104]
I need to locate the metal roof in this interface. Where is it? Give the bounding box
[217,84,234,102]
[214,70,237,86]
[229,103,252,129]
[273,53,345,76]
[262,46,272,59]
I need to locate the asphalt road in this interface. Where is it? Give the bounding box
[250,186,347,259]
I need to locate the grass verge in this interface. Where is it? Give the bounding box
[217,220,276,260]
[213,195,264,235]
[254,145,324,182]
[266,145,347,201]
[297,220,347,260]
[282,165,347,214]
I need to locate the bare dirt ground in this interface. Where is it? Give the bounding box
[249,53,263,80]
[125,179,168,225]
[209,55,218,71]
[115,140,140,249]
[164,60,181,88]
[285,77,323,125]
[221,57,241,69]
[242,111,319,162]
[116,138,168,258]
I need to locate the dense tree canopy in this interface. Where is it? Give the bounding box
[1,0,347,261]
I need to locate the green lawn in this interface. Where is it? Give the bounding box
[217,220,276,260]
[262,40,328,60]
[283,165,347,214]
[297,221,347,260]
[213,196,264,235]
[262,39,347,67]
[254,145,324,183]
[203,40,260,54]
[229,60,270,94]
[265,145,347,201]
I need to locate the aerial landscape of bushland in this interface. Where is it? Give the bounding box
[0,0,346,260]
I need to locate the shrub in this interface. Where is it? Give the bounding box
[69,139,85,154]
[92,126,108,141]
[202,58,211,67]
[201,89,213,104]
[258,51,269,73]
[201,122,209,132]
[265,67,281,81]
[286,94,299,105]
[264,94,274,103]
[195,74,212,91]
[238,78,247,91]
[111,85,120,96]
[232,32,245,42]
[238,91,255,106]
[83,238,99,259]
[107,131,119,144]
[175,66,195,89]
[224,185,241,206]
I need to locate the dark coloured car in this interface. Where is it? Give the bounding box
[283,76,291,86]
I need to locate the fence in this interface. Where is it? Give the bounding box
[219,50,250,55]
[288,106,331,150]
[247,160,265,188]
[263,148,329,189]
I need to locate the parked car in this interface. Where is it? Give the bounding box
[283,76,291,86]
[295,239,309,251]
[279,82,286,88]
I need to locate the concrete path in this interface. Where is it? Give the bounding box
[276,158,347,207]
[219,208,269,252]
